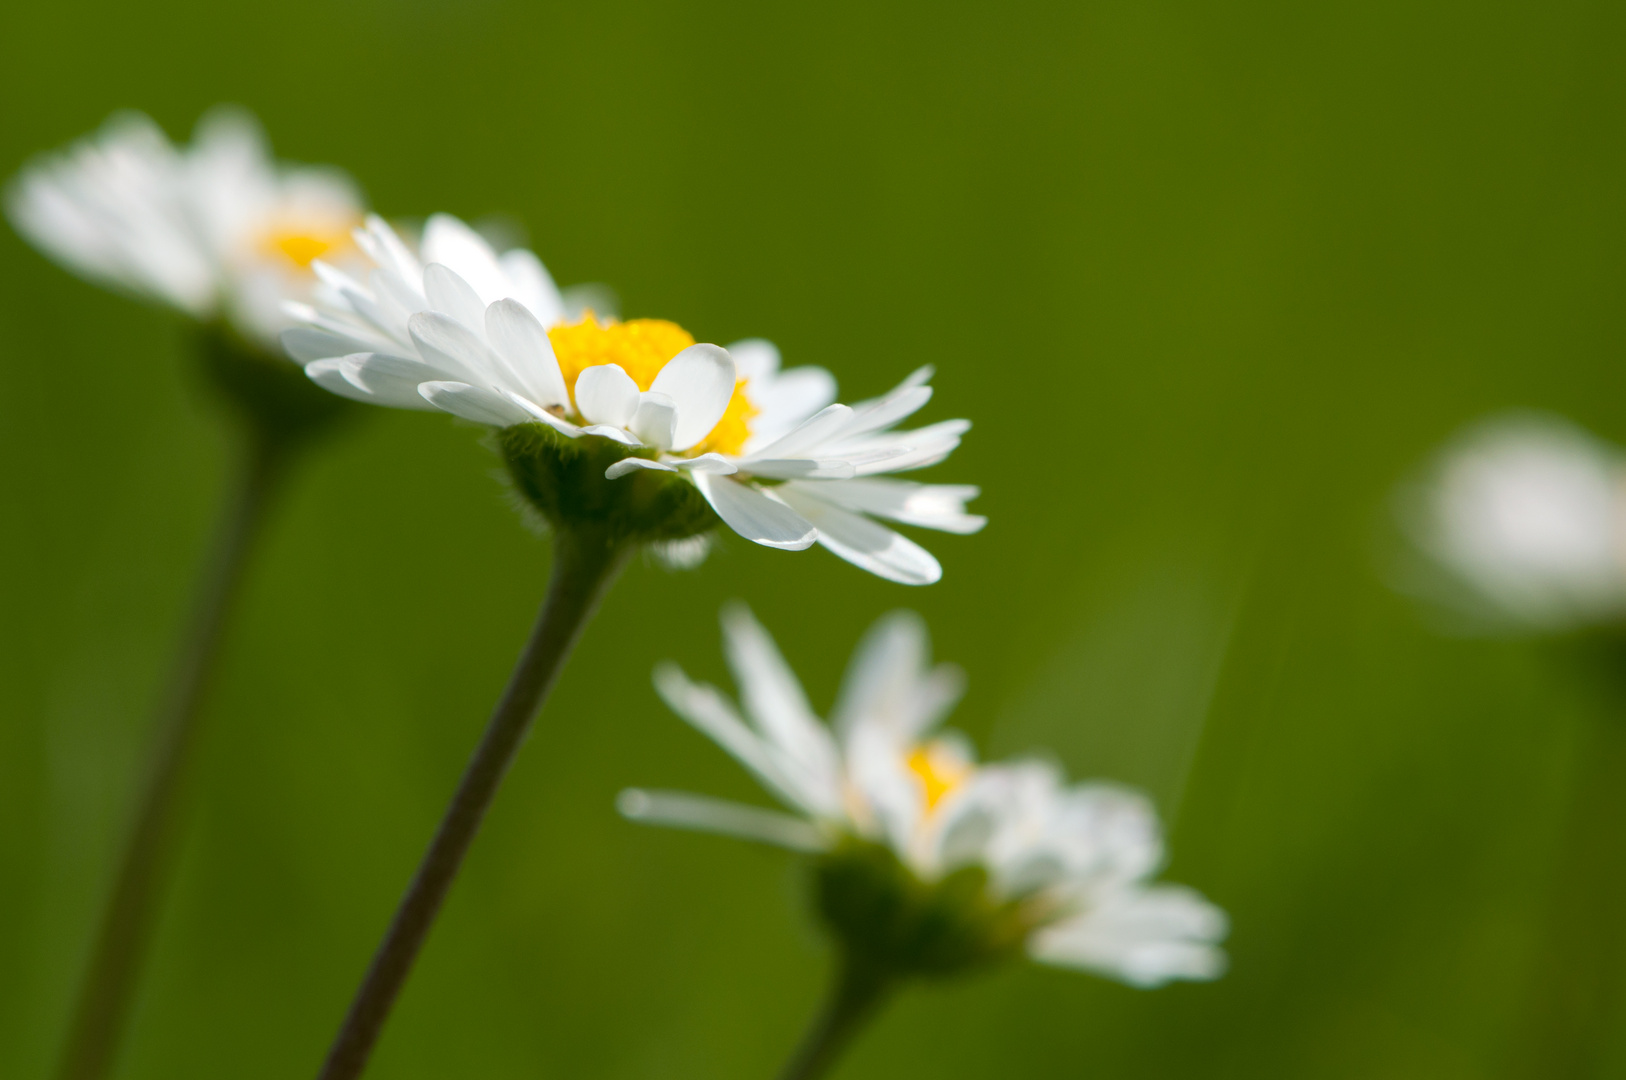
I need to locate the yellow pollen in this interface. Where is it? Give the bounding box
[906,741,973,811]
[546,314,758,457]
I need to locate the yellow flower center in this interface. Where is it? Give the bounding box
[263,223,356,269]
[546,315,757,456]
[906,741,973,811]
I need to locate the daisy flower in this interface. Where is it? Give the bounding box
[7,106,365,348]
[9,108,372,1080]
[620,604,1228,989]
[1397,413,1626,632]
[282,215,982,584]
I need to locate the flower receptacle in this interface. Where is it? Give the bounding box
[497,422,720,544]
[812,838,1034,981]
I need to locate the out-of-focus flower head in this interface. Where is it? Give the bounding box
[284,214,982,582]
[7,107,365,348]
[619,605,1227,988]
[1397,413,1626,633]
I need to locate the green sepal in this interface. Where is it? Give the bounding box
[195,323,357,446]
[497,421,720,544]
[812,838,1036,980]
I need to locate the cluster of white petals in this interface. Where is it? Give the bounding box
[284,214,982,583]
[6,107,364,346]
[1400,413,1626,631]
[620,605,1228,988]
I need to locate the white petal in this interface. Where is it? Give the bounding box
[418,380,532,426]
[649,343,737,451]
[899,365,935,391]
[310,258,370,300]
[336,284,413,353]
[745,404,854,461]
[580,424,644,446]
[617,789,826,852]
[840,419,972,475]
[671,453,737,474]
[498,248,565,325]
[420,213,507,303]
[306,358,378,405]
[499,390,583,438]
[486,298,568,408]
[372,266,427,320]
[727,338,781,382]
[776,487,942,585]
[720,603,843,815]
[831,610,932,743]
[930,784,1002,871]
[281,327,367,363]
[844,722,924,854]
[407,311,504,385]
[605,457,677,479]
[354,214,421,282]
[745,367,839,452]
[339,353,442,410]
[574,364,640,428]
[652,663,826,813]
[786,478,985,534]
[632,391,677,450]
[422,262,488,331]
[1029,886,1229,987]
[693,474,816,550]
[7,112,221,316]
[649,534,713,570]
[287,304,400,355]
[740,459,858,481]
[844,377,933,438]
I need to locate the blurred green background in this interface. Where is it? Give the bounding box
[5,0,1626,1077]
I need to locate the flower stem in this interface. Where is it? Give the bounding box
[776,954,895,1080]
[315,528,631,1080]
[56,429,290,1080]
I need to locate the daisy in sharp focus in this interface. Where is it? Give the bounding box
[620,604,1228,990]
[7,106,365,348]
[282,214,982,584]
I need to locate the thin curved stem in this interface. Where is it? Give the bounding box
[777,954,895,1080]
[56,431,289,1080]
[316,529,631,1080]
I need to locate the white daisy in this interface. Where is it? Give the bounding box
[6,106,365,347]
[1398,413,1626,632]
[619,604,1228,988]
[281,215,981,584]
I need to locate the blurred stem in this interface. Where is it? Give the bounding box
[776,954,895,1080]
[1510,709,1626,1080]
[56,427,291,1080]
[316,528,631,1080]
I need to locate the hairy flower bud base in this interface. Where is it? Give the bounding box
[498,422,720,543]
[813,838,1037,980]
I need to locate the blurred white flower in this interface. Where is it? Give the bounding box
[1399,413,1626,632]
[285,215,981,584]
[619,604,1227,988]
[6,107,365,347]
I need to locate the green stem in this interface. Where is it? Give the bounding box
[315,529,631,1080]
[56,430,290,1080]
[776,954,895,1080]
